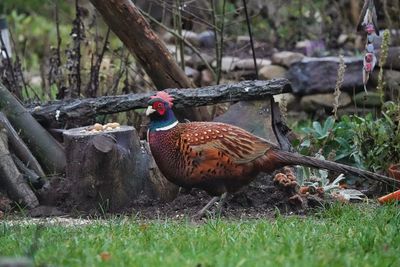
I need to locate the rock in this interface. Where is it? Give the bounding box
[184,66,199,79]
[295,40,326,57]
[163,30,200,46]
[198,30,215,48]
[200,69,214,86]
[377,46,400,70]
[29,76,42,87]
[353,92,382,107]
[287,56,364,95]
[337,34,349,46]
[259,65,287,80]
[273,93,297,110]
[300,93,352,112]
[236,35,250,44]
[234,58,271,70]
[217,56,240,72]
[185,66,200,85]
[225,70,258,81]
[370,69,400,92]
[186,53,214,69]
[165,44,178,54]
[271,51,305,67]
[214,57,271,72]
[214,100,278,143]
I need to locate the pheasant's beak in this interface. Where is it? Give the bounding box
[146,106,156,116]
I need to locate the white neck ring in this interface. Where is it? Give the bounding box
[155,120,178,131]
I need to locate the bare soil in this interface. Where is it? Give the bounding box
[126,173,325,220]
[16,172,327,220]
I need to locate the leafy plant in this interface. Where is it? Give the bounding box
[294,116,362,168]
[352,102,400,173]
[295,102,400,175]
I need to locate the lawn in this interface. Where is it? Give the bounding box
[1,204,399,267]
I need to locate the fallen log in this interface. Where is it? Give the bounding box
[12,154,43,189]
[0,112,46,178]
[0,127,39,209]
[30,79,292,126]
[0,82,66,174]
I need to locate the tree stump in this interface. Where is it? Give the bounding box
[63,125,177,212]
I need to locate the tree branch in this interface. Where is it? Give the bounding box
[30,79,292,125]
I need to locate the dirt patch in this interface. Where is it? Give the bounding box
[26,172,327,220]
[124,173,325,220]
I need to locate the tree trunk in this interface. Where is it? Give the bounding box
[89,0,209,121]
[63,125,177,211]
[0,82,66,174]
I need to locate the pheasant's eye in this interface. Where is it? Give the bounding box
[152,101,166,115]
[153,102,163,109]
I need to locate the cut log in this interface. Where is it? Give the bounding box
[0,127,39,209]
[30,79,292,126]
[0,82,66,174]
[63,125,176,211]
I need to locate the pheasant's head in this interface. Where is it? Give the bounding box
[146,91,178,131]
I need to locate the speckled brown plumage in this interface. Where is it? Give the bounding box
[146,92,399,198]
[149,122,281,196]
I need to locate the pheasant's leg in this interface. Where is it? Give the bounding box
[193,196,220,219]
[216,192,228,216]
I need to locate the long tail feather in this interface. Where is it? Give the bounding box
[271,149,400,187]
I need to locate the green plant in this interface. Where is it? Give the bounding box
[352,102,400,173]
[295,102,400,175]
[376,29,391,104]
[294,116,362,167]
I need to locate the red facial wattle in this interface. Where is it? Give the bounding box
[153,101,166,115]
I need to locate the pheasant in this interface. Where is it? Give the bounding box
[146,92,399,217]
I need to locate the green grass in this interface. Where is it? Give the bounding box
[1,204,399,267]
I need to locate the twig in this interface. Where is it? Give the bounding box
[67,0,84,98]
[175,0,185,70]
[86,27,111,97]
[242,0,258,78]
[48,0,66,99]
[110,48,127,96]
[217,0,226,84]
[0,34,18,95]
[211,0,220,83]
[140,9,216,78]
